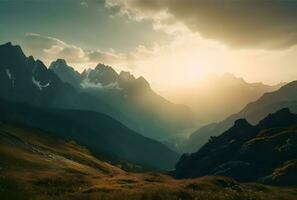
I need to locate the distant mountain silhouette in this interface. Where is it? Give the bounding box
[183,81,297,153]
[50,59,196,140]
[174,108,297,185]
[165,73,283,124]
[0,99,179,170]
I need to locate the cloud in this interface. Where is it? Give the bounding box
[80,1,88,7]
[22,33,162,72]
[23,33,128,67]
[24,33,87,63]
[87,50,124,63]
[106,0,297,49]
[20,32,297,90]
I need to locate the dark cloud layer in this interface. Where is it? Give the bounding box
[110,0,297,49]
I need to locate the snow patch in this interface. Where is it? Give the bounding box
[5,69,12,79]
[5,69,15,88]
[80,79,122,90]
[32,77,51,91]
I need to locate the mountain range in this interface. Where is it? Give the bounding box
[174,108,297,186]
[0,42,121,118]
[0,42,179,170]
[183,80,297,153]
[50,59,196,141]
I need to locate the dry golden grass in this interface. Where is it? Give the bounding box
[1,124,297,200]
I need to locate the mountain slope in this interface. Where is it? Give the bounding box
[0,99,179,170]
[184,81,297,153]
[50,60,196,140]
[1,123,297,200]
[174,108,297,185]
[165,73,283,124]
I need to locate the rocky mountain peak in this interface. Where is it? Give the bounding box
[119,71,135,81]
[49,59,82,88]
[0,42,27,65]
[84,64,118,86]
[135,76,150,89]
[94,64,118,77]
[49,59,68,69]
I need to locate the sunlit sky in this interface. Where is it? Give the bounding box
[1,0,297,90]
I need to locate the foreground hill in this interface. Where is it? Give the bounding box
[184,81,297,153]
[0,99,179,171]
[174,108,297,186]
[50,59,196,140]
[1,123,297,200]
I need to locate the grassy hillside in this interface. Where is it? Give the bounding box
[1,123,297,200]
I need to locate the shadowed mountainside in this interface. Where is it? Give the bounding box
[174,108,297,186]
